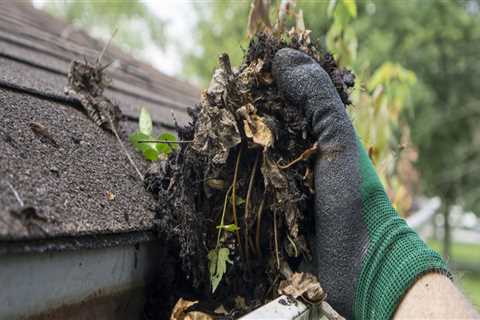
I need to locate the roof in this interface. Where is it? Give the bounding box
[0,2,199,249]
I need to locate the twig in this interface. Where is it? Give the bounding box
[108,116,144,181]
[138,140,192,144]
[255,197,265,257]
[286,234,298,258]
[6,181,23,207]
[263,273,280,300]
[232,146,243,258]
[273,210,280,270]
[216,185,233,246]
[278,142,318,170]
[97,28,117,65]
[244,151,260,260]
[320,301,346,320]
[248,236,256,256]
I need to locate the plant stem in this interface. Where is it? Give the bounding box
[109,116,144,181]
[232,146,244,258]
[255,198,265,257]
[216,185,233,247]
[273,210,280,270]
[138,140,192,144]
[244,151,260,260]
[278,143,318,170]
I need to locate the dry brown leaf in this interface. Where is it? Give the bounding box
[183,311,213,320]
[170,298,198,320]
[213,304,228,315]
[234,296,247,310]
[278,272,325,304]
[106,191,115,201]
[244,115,273,148]
[192,104,241,164]
[247,0,272,38]
[296,9,305,31]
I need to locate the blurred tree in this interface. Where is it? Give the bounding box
[40,0,165,52]
[182,1,251,85]
[352,0,480,257]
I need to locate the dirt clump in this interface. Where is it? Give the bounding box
[145,31,354,317]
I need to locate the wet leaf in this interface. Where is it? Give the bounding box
[208,247,232,293]
[278,272,325,303]
[139,107,153,135]
[207,179,226,190]
[183,311,213,320]
[170,298,198,320]
[244,114,273,148]
[192,105,241,164]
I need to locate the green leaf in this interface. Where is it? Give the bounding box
[216,224,240,233]
[129,132,151,152]
[156,143,172,155]
[143,148,159,161]
[342,0,357,18]
[159,132,178,149]
[208,247,232,293]
[155,132,178,155]
[139,107,153,135]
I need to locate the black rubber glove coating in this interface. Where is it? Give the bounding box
[273,48,369,318]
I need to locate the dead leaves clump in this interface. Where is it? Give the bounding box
[147,30,354,317]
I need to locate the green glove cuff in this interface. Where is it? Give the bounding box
[353,143,450,320]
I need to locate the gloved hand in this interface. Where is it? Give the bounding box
[272,48,449,319]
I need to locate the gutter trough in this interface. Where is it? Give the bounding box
[0,239,163,319]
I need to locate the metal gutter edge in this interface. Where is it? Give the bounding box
[0,239,164,319]
[0,230,157,255]
[240,296,327,320]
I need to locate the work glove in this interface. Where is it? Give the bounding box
[272,48,449,320]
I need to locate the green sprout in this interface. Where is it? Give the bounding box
[129,107,178,160]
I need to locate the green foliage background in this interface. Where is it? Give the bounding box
[43,0,165,52]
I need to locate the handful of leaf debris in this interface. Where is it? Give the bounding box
[146,27,353,316]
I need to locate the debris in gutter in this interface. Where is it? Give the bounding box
[146,14,352,318]
[170,298,213,320]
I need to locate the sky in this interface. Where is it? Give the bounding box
[141,0,196,76]
[32,0,196,77]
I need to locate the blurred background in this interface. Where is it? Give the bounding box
[32,0,480,309]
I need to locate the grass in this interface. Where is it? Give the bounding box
[428,239,480,310]
[459,272,480,311]
[428,240,480,264]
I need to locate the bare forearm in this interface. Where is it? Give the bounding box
[394,272,479,319]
